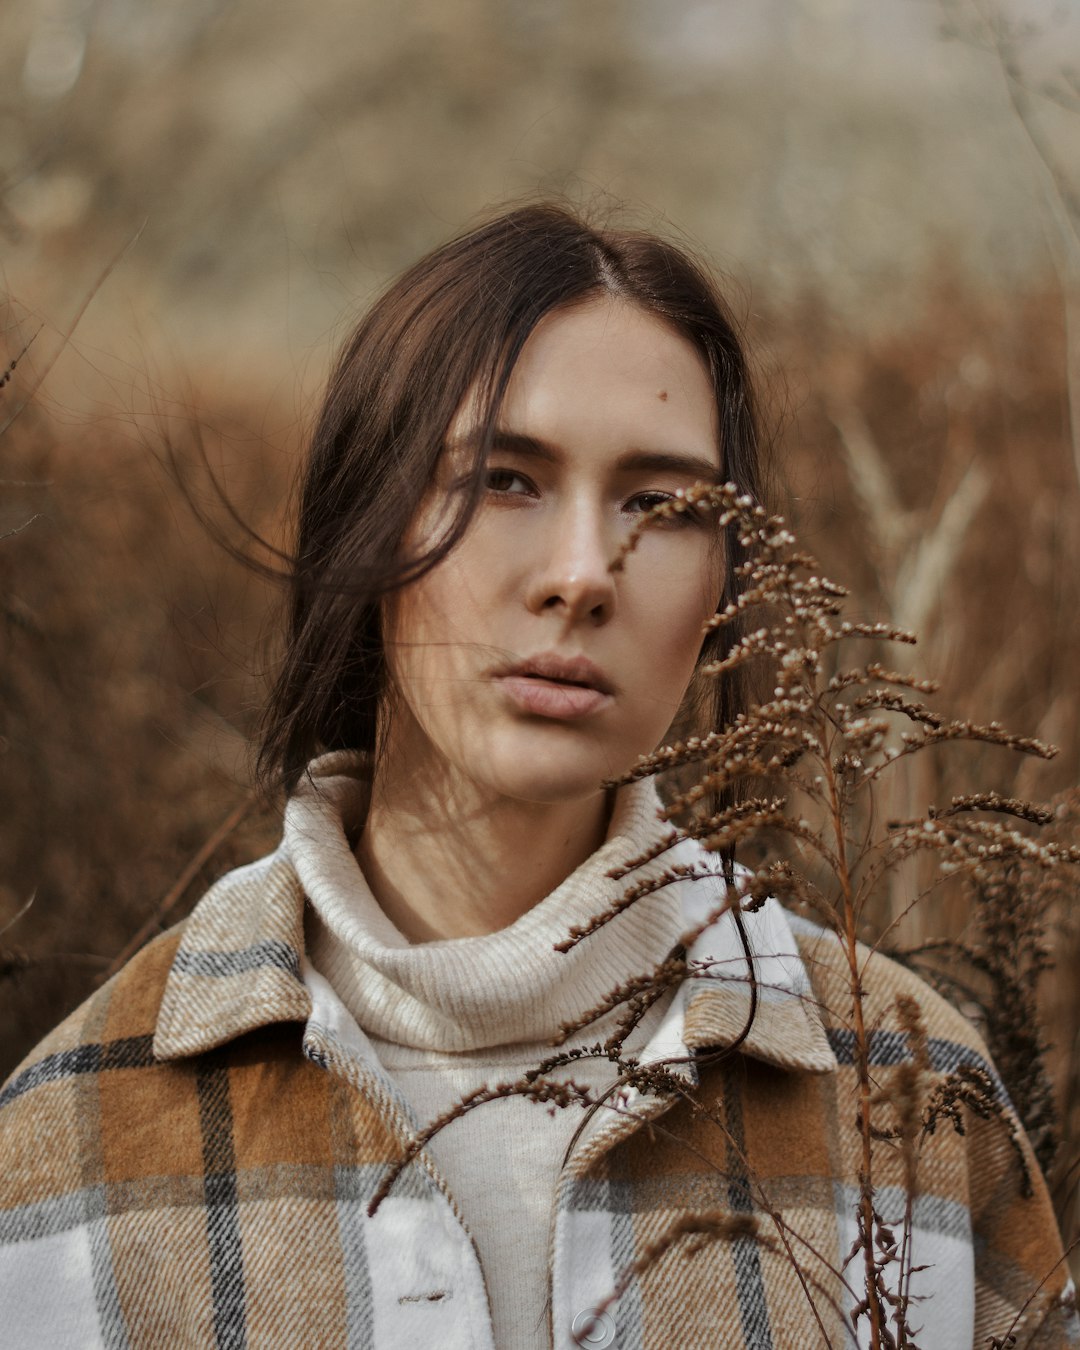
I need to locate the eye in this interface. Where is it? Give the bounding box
[485,467,535,496]
[626,490,675,514]
[624,490,704,527]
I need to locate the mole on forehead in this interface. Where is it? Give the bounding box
[658,390,668,401]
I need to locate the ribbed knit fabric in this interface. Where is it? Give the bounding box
[286,751,687,1348]
[288,753,688,1052]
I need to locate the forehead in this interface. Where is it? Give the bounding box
[451,296,720,463]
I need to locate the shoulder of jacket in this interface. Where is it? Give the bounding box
[0,923,183,1106]
[783,908,988,1056]
[0,846,290,1100]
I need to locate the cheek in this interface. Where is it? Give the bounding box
[381,577,444,698]
[381,551,489,695]
[621,545,721,717]
[647,542,722,647]
[668,595,717,679]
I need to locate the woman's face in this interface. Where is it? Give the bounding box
[382,295,723,805]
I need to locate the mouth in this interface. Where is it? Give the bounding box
[494,654,615,720]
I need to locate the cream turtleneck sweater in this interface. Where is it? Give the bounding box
[286,755,690,1348]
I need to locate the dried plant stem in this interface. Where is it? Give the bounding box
[825,742,888,1348]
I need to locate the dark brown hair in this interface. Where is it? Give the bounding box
[260,202,765,793]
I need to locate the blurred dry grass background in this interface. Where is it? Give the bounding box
[1,0,1077,1264]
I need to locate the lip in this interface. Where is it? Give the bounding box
[494,652,616,721]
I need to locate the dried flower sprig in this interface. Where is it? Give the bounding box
[374,483,1078,1349]
[367,1073,599,1217]
[603,485,1078,1345]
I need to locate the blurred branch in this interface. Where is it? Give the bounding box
[0,514,43,542]
[0,224,144,438]
[827,398,910,553]
[894,459,989,637]
[989,17,1080,496]
[996,50,1080,246]
[827,397,989,639]
[0,890,36,939]
[104,794,254,979]
[943,0,1080,490]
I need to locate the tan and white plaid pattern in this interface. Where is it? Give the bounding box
[1,846,1076,1348]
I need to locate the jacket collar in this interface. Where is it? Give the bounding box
[678,882,836,1073]
[154,842,836,1077]
[154,849,312,1060]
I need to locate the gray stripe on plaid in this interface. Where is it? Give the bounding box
[175,940,300,981]
[724,1062,774,1350]
[197,1064,247,1348]
[336,1187,376,1350]
[828,1028,1016,1143]
[835,1184,971,1240]
[611,1202,644,1350]
[78,988,130,1349]
[0,1035,156,1108]
[3,1208,133,1346]
[1,1168,395,1241]
[0,1186,106,1242]
[333,1162,431,1205]
[563,1174,728,1214]
[827,1029,1006,1097]
[87,1214,131,1349]
[562,1168,969,1242]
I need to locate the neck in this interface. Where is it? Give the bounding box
[357,752,611,943]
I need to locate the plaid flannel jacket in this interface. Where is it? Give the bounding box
[1,843,1076,1349]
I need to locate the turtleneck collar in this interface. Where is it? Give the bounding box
[285,750,689,1053]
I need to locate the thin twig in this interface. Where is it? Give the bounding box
[0,223,146,438]
[103,794,254,978]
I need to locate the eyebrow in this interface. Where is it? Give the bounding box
[453,429,722,484]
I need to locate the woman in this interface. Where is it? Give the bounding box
[0,203,1073,1348]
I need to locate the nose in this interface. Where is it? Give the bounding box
[524,500,617,626]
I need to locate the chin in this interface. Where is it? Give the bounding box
[475,735,638,806]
